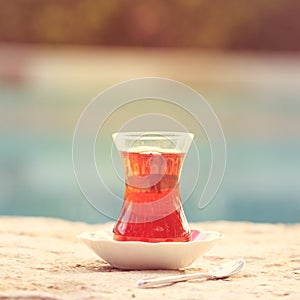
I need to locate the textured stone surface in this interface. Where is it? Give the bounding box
[0,217,300,299]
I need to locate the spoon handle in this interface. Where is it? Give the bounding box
[137,272,211,288]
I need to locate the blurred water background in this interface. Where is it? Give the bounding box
[0,1,300,224]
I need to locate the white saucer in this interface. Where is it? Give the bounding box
[77,229,222,270]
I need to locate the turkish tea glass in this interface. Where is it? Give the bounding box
[112,132,194,242]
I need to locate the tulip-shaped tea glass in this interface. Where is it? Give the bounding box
[112,132,194,243]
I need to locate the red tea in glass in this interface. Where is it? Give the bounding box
[112,132,193,243]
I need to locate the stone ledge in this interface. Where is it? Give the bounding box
[1,217,300,299]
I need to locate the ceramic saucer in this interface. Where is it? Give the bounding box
[78,229,222,270]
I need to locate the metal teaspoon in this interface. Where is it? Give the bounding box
[137,259,246,288]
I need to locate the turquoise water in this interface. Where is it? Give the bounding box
[1,133,299,223]
[1,72,300,224]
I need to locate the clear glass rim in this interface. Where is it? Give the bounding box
[112,131,194,141]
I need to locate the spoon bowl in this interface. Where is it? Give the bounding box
[208,258,245,279]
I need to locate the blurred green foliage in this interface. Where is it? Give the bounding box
[0,0,299,50]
